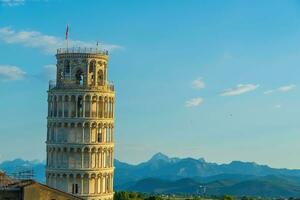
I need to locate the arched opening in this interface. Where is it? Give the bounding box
[85,95,91,117]
[70,96,76,117]
[83,148,89,168]
[84,123,90,143]
[92,96,97,117]
[89,61,95,73]
[98,69,104,85]
[91,123,97,143]
[89,61,96,85]
[97,126,102,143]
[64,60,70,77]
[77,96,83,117]
[75,69,84,85]
[64,96,69,117]
[62,148,68,168]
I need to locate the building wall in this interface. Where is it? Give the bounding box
[23,183,82,200]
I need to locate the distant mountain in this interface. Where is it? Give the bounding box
[115,152,300,188]
[3,153,300,197]
[0,159,45,183]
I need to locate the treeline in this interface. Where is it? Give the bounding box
[113,191,262,200]
[114,191,155,200]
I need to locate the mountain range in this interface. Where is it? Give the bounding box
[2,153,300,197]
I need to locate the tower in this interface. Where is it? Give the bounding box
[46,47,115,200]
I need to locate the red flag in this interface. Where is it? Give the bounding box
[66,25,69,40]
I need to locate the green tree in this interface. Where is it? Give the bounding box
[144,196,163,200]
[223,195,234,200]
[114,191,130,200]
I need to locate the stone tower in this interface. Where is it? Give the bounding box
[46,47,115,200]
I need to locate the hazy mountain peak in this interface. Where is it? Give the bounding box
[149,152,169,162]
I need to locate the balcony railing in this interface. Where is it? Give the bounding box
[49,80,114,91]
[57,47,108,55]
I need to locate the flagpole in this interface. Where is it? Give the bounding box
[66,24,69,52]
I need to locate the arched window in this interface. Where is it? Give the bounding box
[98,127,102,142]
[75,69,83,85]
[89,61,95,73]
[98,69,104,85]
[77,96,83,117]
[64,60,70,74]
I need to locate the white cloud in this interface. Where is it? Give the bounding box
[185,97,204,107]
[220,84,259,96]
[278,84,296,92]
[0,65,26,81]
[264,84,296,94]
[0,27,122,54]
[275,104,281,109]
[0,0,24,6]
[191,77,205,89]
[264,90,274,94]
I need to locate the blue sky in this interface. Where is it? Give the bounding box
[1,0,300,168]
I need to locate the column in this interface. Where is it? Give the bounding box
[109,99,112,118]
[90,99,92,117]
[112,100,114,118]
[103,127,106,143]
[83,98,86,118]
[68,96,72,117]
[75,96,78,117]
[101,97,104,118]
[99,150,102,168]
[55,97,58,117]
[82,125,85,143]
[81,151,84,168]
[88,150,91,168]
[105,98,109,118]
[55,125,58,142]
[103,99,106,118]
[102,176,105,193]
[81,175,84,194]
[62,97,65,118]
[101,151,104,168]
[103,150,106,168]
[97,176,101,194]
[95,176,98,194]
[98,98,101,117]
[99,176,102,194]
[95,151,98,168]
[111,174,114,193]
[111,150,113,168]
[96,99,99,118]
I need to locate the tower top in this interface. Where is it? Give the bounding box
[49,46,113,91]
[56,47,109,55]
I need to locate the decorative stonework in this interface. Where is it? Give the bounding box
[46,48,115,200]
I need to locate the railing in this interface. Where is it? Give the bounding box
[57,47,109,55]
[49,80,114,91]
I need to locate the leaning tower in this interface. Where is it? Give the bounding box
[46,47,115,200]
